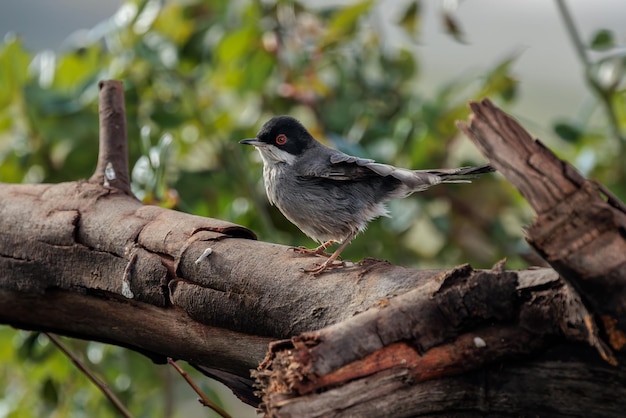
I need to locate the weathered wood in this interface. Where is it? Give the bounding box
[91,80,132,193]
[0,289,271,377]
[0,179,474,334]
[253,265,615,416]
[270,348,625,418]
[458,99,626,350]
[4,180,567,407]
[2,84,624,416]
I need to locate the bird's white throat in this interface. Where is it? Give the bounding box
[256,145,297,166]
[256,146,296,207]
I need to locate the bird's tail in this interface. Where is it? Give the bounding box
[423,164,495,184]
[365,162,494,194]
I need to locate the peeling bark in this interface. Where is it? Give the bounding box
[253,265,617,416]
[458,99,626,349]
[1,85,625,416]
[253,100,626,417]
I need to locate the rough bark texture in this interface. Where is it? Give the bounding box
[254,100,626,417]
[254,264,619,416]
[1,85,625,416]
[458,99,626,350]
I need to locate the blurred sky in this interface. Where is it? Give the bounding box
[1,0,625,136]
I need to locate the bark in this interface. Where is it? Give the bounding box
[458,99,626,350]
[254,100,626,417]
[254,264,618,416]
[1,84,624,416]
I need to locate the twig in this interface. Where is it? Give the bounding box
[555,0,590,68]
[167,358,232,418]
[556,0,625,149]
[91,80,132,193]
[44,333,133,418]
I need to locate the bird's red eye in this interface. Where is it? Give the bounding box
[275,134,287,145]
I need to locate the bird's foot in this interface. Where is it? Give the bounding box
[303,259,346,275]
[290,240,336,257]
[290,246,332,257]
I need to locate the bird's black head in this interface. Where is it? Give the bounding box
[254,116,316,155]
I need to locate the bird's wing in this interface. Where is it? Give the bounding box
[327,151,451,192]
[297,145,493,196]
[298,149,493,194]
[327,153,494,185]
[297,151,381,180]
[298,149,409,181]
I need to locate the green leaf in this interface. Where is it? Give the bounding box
[399,1,421,39]
[590,29,615,51]
[479,55,519,102]
[554,121,582,143]
[381,49,418,81]
[442,11,466,44]
[216,27,256,63]
[0,37,32,109]
[321,0,373,47]
[41,377,59,406]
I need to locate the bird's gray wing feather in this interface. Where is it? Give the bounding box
[329,153,374,166]
[300,149,439,190]
[329,151,441,189]
[296,150,377,180]
[300,148,491,191]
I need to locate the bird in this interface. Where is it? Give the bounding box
[240,116,493,274]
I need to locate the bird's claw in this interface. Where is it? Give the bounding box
[303,259,346,275]
[290,246,332,257]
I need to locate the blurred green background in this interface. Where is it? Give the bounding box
[1,0,624,417]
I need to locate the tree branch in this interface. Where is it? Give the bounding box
[555,0,625,147]
[91,80,131,193]
[458,99,626,350]
[1,83,625,416]
[253,263,615,416]
[168,358,232,418]
[46,333,133,418]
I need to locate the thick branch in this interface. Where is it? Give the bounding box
[252,101,626,417]
[3,178,610,411]
[2,84,625,416]
[261,349,626,418]
[0,179,504,406]
[0,182,461,337]
[253,263,616,416]
[457,99,626,349]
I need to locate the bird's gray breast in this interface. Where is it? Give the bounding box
[262,163,388,243]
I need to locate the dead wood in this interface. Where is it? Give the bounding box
[253,264,618,416]
[1,84,625,416]
[458,99,626,350]
[253,100,626,417]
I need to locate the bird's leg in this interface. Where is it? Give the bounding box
[291,240,336,257]
[304,233,356,275]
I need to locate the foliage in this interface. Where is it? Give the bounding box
[0,0,524,268]
[0,0,624,417]
[0,329,232,418]
[552,0,626,193]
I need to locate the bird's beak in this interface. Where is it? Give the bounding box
[239,138,264,146]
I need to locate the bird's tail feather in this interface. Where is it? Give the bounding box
[366,162,494,193]
[423,164,494,183]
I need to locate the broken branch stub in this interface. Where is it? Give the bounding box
[2,81,625,415]
[91,80,131,193]
[457,99,626,351]
[254,265,605,416]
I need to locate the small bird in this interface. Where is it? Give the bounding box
[240,116,493,274]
